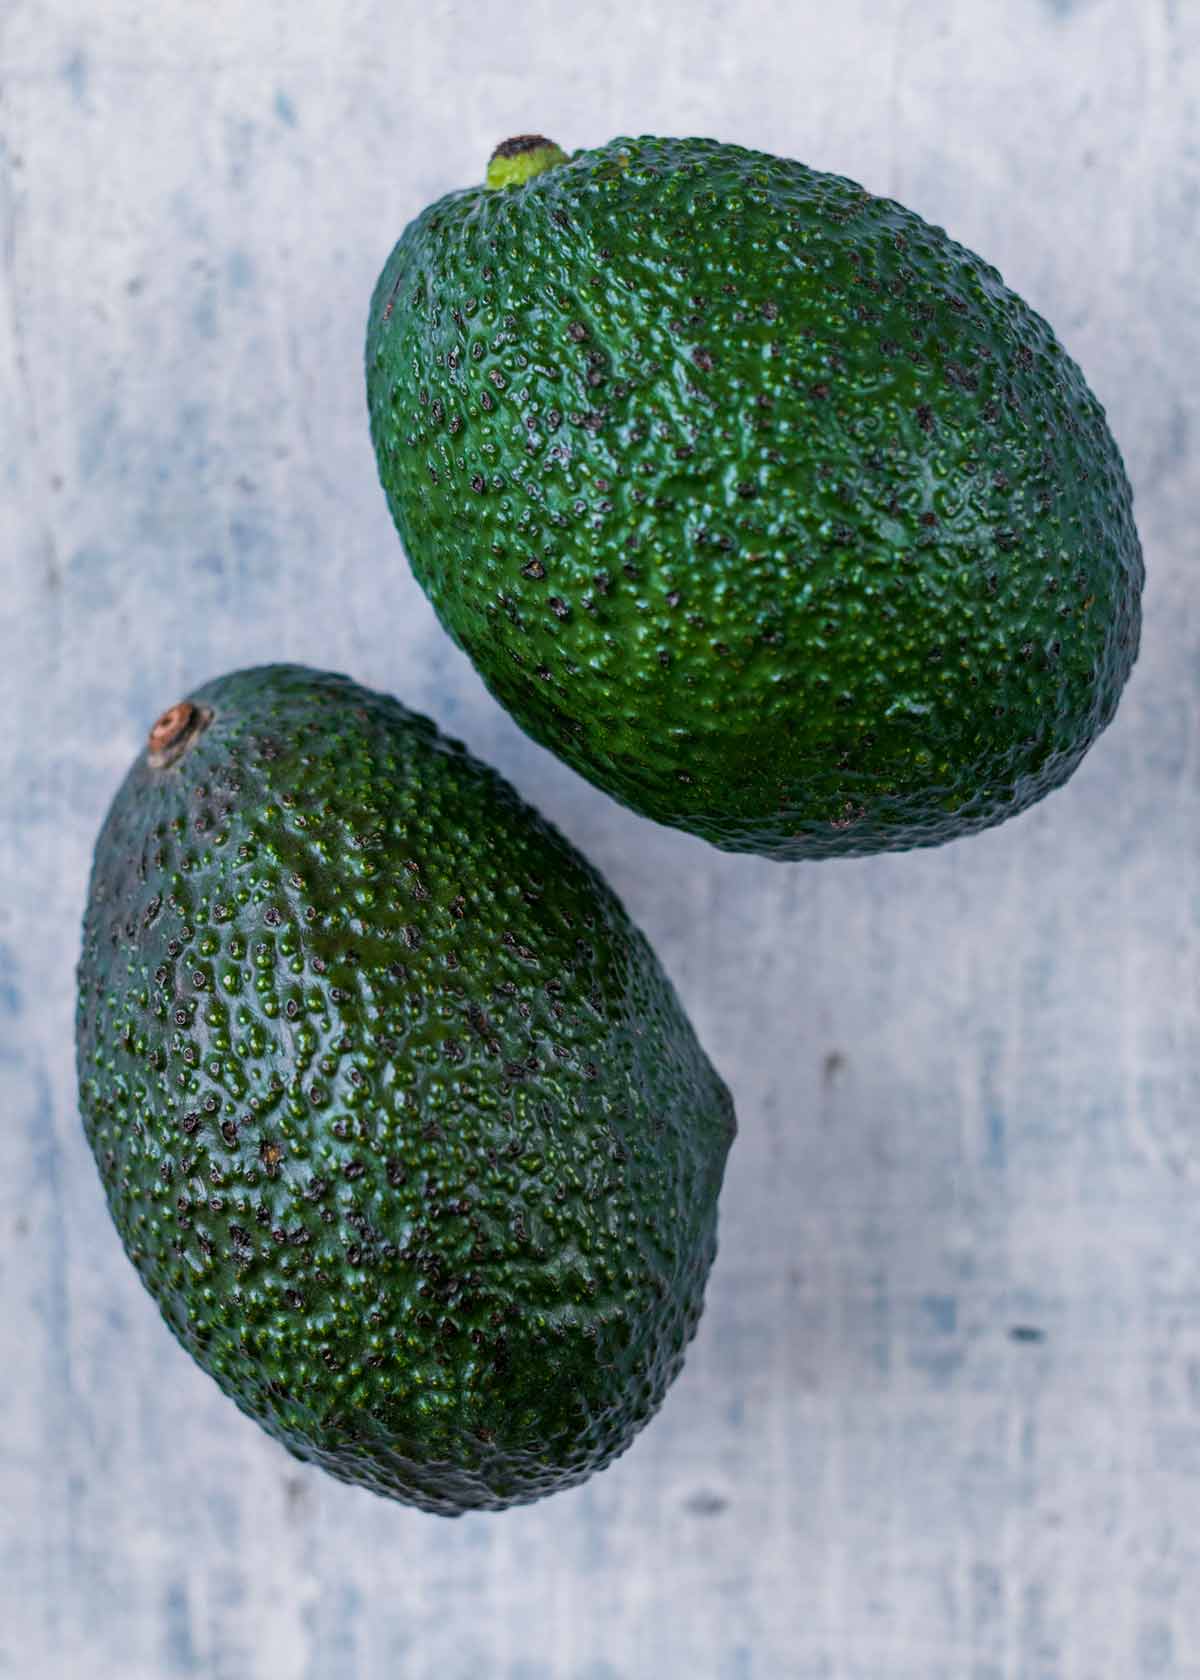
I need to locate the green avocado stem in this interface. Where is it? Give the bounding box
[486,135,568,190]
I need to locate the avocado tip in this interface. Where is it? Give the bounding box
[147,700,211,769]
[486,136,568,191]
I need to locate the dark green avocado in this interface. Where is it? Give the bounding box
[366,133,1143,858]
[76,665,734,1514]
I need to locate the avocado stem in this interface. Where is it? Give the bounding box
[147,700,212,769]
[486,136,568,191]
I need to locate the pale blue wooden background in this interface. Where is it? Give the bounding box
[2,1,1198,1675]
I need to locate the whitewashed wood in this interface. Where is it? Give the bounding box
[1,0,1198,1674]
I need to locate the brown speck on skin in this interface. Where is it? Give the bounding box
[381,270,404,326]
[829,803,867,830]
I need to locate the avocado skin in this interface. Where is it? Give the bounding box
[366,135,1143,858]
[76,665,734,1514]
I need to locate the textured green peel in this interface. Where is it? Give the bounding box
[366,134,1143,859]
[76,665,735,1515]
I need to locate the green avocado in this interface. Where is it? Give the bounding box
[76,665,734,1514]
[366,133,1143,859]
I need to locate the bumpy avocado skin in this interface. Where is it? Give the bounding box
[366,135,1143,858]
[76,665,734,1514]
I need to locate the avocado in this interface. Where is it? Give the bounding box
[76,665,734,1514]
[366,134,1143,859]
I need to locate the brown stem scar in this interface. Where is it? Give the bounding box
[147,700,213,770]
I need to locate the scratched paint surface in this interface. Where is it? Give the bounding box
[1,1,1198,1675]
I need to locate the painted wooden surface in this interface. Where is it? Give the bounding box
[2,1,1198,1674]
